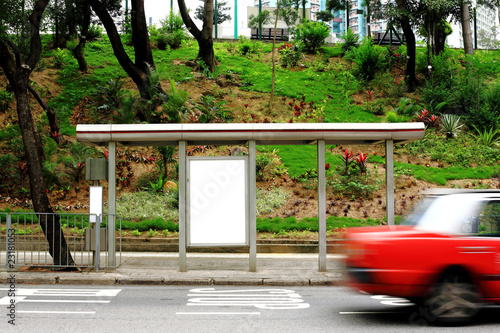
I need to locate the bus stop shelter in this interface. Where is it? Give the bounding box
[76,123,425,272]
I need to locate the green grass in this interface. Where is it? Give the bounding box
[394,162,498,185]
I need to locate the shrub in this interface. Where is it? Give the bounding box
[345,37,388,81]
[294,20,330,54]
[87,24,103,40]
[278,42,303,68]
[0,90,12,112]
[256,188,291,215]
[340,28,359,55]
[114,192,179,221]
[192,95,233,123]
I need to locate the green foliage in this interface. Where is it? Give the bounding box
[256,216,380,233]
[153,13,187,50]
[392,98,422,118]
[256,188,291,215]
[293,20,330,54]
[248,10,271,30]
[473,126,500,148]
[256,148,288,181]
[278,42,304,68]
[92,78,124,113]
[398,131,500,168]
[121,218,178,232]
[0,89,13,111]
[162,79,189,123]
[440,114,464,139]
[340,28,359,55]
[146,228,159,237]
[131,229,142,236]
[345,37,388,81]
[193,95,233,123]
[114,192,179,221]
[87,24,104,40]
[52,48,70,69]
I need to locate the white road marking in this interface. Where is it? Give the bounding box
[18,311,96,314]
[176,312,261,315]
[0,288,121,297]
[339,311,404,315]
[180,288,310,314]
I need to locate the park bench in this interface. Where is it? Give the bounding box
[251,28,289,41]
[372,31,405,46]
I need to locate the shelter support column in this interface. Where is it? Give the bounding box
[249,140,257,272]
[385,140,395,225]
[179,141,187,272]
[318,140,326,272]
[108,141,116,267]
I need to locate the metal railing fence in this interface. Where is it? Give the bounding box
[1,213,121,271]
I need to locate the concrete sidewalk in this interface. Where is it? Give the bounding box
[0,252,346,286]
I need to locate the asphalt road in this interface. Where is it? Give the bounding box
[1,285,499,332]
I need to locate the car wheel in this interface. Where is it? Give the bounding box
[424,275,482,325]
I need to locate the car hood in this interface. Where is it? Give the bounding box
[344,225,448,241]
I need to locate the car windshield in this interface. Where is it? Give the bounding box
[402,194,478,235]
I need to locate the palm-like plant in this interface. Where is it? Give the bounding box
[193,95,233,123]
[473,125,500,147]
[440,114,464,139]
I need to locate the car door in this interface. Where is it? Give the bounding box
[463,200,500,299]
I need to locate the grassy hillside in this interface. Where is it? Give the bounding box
[1,35,500,232]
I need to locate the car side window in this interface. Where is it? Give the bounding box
[476,201,500,236]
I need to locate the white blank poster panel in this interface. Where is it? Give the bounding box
[188,158,247,245]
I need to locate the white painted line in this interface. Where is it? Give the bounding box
[0,288,121,297]
[22,300,110,303]
[18,310,96,314]
[176,312,261,315]
[339,311,404,315]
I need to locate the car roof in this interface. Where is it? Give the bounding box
[423,188,500,198]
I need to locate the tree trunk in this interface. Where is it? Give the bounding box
[27,85,62,144]
[1,0,75,267]
[270,2,280,114]
[88,0,162,99]
[395,0,417,92]
[71,3,91,72]
[460,2,474,56]
[178,0,217,72]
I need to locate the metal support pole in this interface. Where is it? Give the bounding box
[95,215,100,272]
[318,140,327,272]
[385,140,395,225]
[234,0,238,39]
[179,141,187,272]
[259,0,262,40]
[108,141,116,266]
[215,0,218,39]
[249,140,257,272]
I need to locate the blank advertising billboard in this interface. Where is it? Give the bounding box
[187,157,248,246]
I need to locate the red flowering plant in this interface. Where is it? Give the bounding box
[340,149,354,175]
[355,152,368,175]
[416,109,439,129]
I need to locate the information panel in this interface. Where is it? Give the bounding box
[187,157,248,246]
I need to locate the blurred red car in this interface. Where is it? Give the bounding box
[342,190,500,324]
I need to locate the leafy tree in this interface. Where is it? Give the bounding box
[316,11,334,22]
[88,0,165,109]
[0,0,76,267]
[194,0,231,24]
[178,0,218,72]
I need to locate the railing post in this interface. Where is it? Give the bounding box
[179,141,187,272]
[6,213,11,270]
[108,141,116,266]
[318,140,326,272]
[95,215,100,272]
